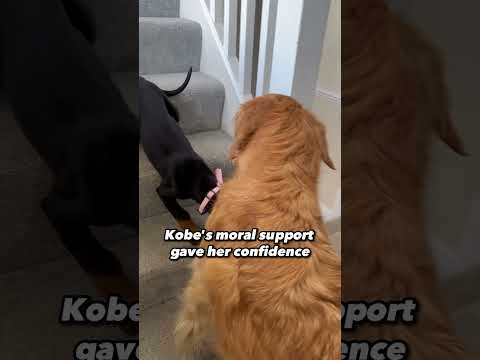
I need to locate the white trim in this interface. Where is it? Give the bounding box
[256,0,278,96]
[210,0,216,19]
[269,0,331,109]
[238,0,256,96]
[199,0,245,101]
[224,0,238,58]
[291,0,331,108]
[315,88,341,102]
[210,0,223,24]
[269,0,303,96]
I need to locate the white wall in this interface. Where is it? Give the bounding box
[269,0,331,109]
[316,0,341,96]
[312,0,341,216]
[387,2,480,351]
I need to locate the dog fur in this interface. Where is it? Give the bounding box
[139,71,218,231]
[175,94,341,360]
[342,0,466,357]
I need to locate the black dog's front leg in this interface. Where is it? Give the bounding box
[156,187,200,235]
[41,194,138,306]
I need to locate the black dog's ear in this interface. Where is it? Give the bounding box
[62,0,97,44]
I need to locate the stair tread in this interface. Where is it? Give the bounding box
[139,204,201,308]
[139,0,179,18]
[140,296,180,360]
[142,72,225,134]
[143,71,223,93]
[140,204,201,279]
[139,16,195,24]
[139,17,202,75]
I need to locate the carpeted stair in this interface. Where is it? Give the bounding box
[140,0,180,18]
[139,1,232,358]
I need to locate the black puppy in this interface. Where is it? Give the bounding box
[0,0,139,304]
[140,69,219,231]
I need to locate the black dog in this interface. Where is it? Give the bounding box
[140,69,219,231]
[0,0,139,304]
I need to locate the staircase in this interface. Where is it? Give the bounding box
[139,1,233,358]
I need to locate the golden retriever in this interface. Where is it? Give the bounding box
[175,94,341,360]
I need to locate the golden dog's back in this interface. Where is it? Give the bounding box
[202,169,340,360]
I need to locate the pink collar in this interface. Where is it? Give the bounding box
[198,168,223,214]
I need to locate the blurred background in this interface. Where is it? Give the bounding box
[388,0,479,354]
[0,1,138,358]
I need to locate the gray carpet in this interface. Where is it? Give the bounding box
[140,0,180,18]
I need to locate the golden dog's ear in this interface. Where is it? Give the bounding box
[229,105,259,162]
[323,151,335,170]
[318,123,335,170]
[322,142,336,170]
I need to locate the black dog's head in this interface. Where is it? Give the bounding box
[157,156,217,205]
